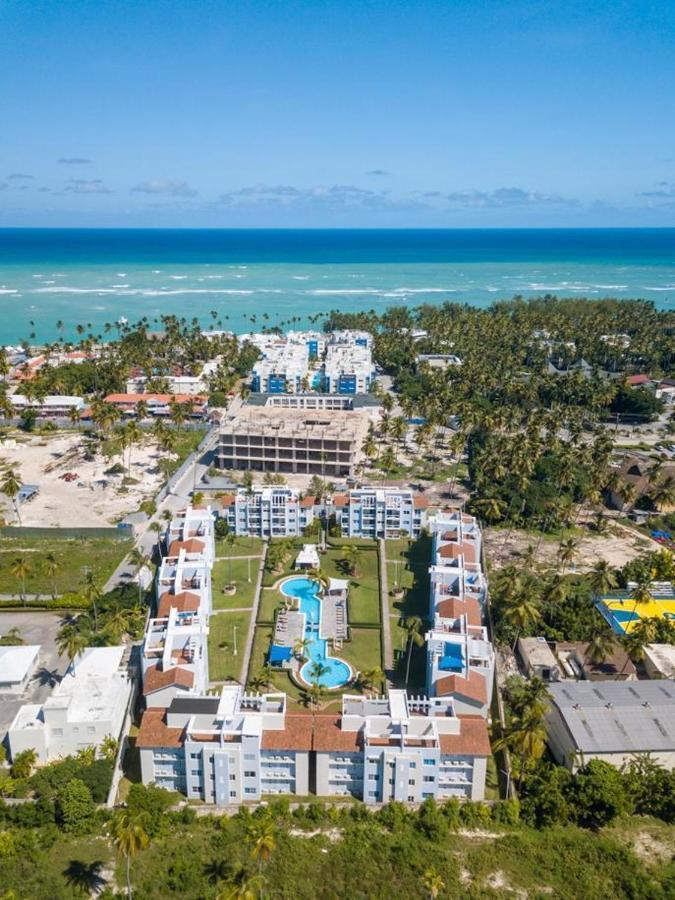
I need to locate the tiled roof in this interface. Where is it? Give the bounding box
[144,664,194,695]
[435,670,488,705]
[413,496,429,509]
[157,591,201,617]
[261,714,314,751]
[331,494,349,507]
[219,494,236,507]
[168,538,206,556]
[439,716,491,757]
[438,541,478,564]
[313,715,362,751]
[436,597,482,626]
[104,393,206,405]
[627,374,652,386]
[300,495,316,508]
[136,708,184,748]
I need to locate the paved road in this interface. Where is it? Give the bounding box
[103,427,220,593]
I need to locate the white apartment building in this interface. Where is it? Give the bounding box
[425,511,494,716]
[219,487,317,538]
[8,647,133,763]
[137,685,490,803]
[142,506,215,707]
[323,342,375,394]
[126,373,207,396]
[251,340,310,394]
[329,489,429,539]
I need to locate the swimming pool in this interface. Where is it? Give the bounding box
[280,576,352,688]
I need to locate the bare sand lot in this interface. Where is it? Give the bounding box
[485,521,656,572]
[0,433,165,527]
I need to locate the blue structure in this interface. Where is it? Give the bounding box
[267,374,287,393]
[269,644,293,666]
[337,374,357,394]
[439,642,464,672]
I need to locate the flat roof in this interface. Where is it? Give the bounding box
[0,645,40,683]
[548,680,675,754]
[168,696,220,715]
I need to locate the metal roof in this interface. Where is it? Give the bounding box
[548,680,675,754]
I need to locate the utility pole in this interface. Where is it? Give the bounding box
[233,624,237,657]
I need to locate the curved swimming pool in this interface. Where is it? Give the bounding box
[280,576,352,689]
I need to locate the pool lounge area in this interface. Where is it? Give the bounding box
[272,576,352,689]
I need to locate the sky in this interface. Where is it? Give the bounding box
[1,0,675,227]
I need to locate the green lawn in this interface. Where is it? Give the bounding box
[262,538,305,586]
[338,627,383,675]
[208,610,253,681]
[320,547,380,625]
[258,588,285,623]
[211,557,258,609]
[385,534,431,620]
[0,536,132,596]
[215,535,264,554]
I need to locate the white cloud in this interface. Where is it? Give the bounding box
[132,179,197,198]
[64,178,112,194]
[435,187,580,209]
[58,157,92,165]
[7,173,33,180]
[217,183,420,212]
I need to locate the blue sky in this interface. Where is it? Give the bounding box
[1,0,675,227]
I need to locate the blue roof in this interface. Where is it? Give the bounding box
[269,644,293,664]
[439,641,464,672]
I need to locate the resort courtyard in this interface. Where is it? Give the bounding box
[239,535,431,707]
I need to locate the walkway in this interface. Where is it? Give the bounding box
[378,539,393,682]
[237,541,268,685]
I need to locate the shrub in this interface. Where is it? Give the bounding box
[56,779,95,833]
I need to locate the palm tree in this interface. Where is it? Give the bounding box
[503,589,541,645]
[128,547,150,604]
[474,496,506,524]
[43,551,60,599]
[421,869,445,900]
[56,623,89,668]
[585,631,616,669]
[1,468,22,526]
[63,860,106,896]
[588,558,617,596]
[9,556,31,603]
[217,871,264,900]
[557,537,580,571]
[10,747,37,779]
[404,616,425,686]
[341,544,362,577]
[111,811,150,899]
[309,661,329,683]
[649,475,675,514]
[246,818,276,886]
[81,570,101,631]
[293,636,311,662]
[357,666,384,692]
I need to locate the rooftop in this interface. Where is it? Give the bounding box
[548,680,675,754]
[0,645,40,683]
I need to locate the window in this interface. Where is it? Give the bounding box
[389,778,394,785]
[53,728,63,737]
[244,753,255,761]
[423,758,435,766]
[408,796,415,802]
[190,753,200,760]
[409,761,416,769]
[87,727,95,734]
[422,792,434,800]
[368,774,379,781]
[244,771,256,778]
[423,775,435,783]
[230,774,236,781]
[191,770,200,776]
[408,779,415,785]
[230,791,237,798]
[244,788,256,795]
[368,791,377,798]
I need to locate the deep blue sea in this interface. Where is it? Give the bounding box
[0,228,674,344]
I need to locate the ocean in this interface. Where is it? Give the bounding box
[0,228,674,344]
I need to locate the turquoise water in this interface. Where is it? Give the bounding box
[0,228,674,344]
[281,576,351,689]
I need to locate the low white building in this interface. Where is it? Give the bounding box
[10,395,84,416]
[643,643,675,680]
[8,646,133,763]
[546,680,675,772]
[0,645,40,694]
[295,544,320,570]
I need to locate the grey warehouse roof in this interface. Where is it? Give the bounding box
[548,680,675,754]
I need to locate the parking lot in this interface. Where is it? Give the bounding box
[0,610,69,742]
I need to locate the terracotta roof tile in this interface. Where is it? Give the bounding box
[168,538,206,556]
[136,708,184,748]
[300,495,316,508]
[261,714,314,751]
[439,716,491,757]
[435,670,488,706]
[413,495,429,509]
[143,664,195,695]
[219,494,236,507]
[331,494,349,507]
[437,541,477,564]
[157,591,201,617]
[436,597,482,626]
[312,715,362,752]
